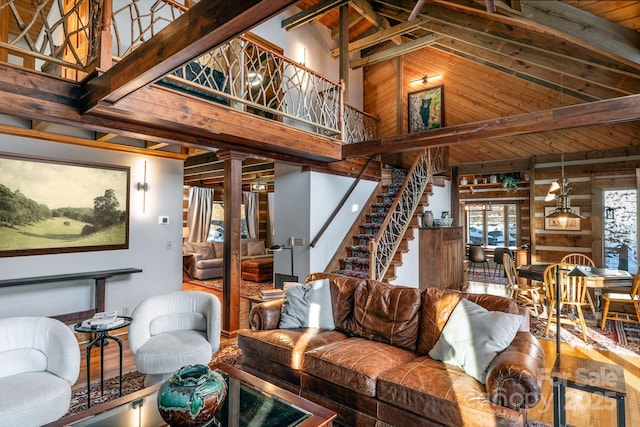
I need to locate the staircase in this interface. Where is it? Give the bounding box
[334,148,446,282]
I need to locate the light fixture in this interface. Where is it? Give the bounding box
[182,226,190,241]
[247,72,263,87]
[545,148,584,228]
[605,207,616,220]
[410,74,441,85]
[137,160,149,213]
[250,177,268,193]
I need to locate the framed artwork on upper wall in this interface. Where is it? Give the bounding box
[0,153,130,257]
[408,85,444,133]
[544,206,581,231]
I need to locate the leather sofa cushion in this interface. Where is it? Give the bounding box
[306,272,365,333]
[352,280,421,352]
[418,288,520,356]
[237,328,348,370]
[304,337,415,397]
[377,356,522,427]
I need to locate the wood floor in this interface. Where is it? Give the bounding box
[74,280,640,426]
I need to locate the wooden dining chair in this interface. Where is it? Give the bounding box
[560,252,597,317]
[543,262,590,342]
[503,252,542,317]
[600,271,640,330]
[560,253,595,267]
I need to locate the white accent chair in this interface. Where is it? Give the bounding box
[128,291,221,386]
[0,316,80,427]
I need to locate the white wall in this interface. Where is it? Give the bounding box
[392,181,452,288]
[0,135,184,319]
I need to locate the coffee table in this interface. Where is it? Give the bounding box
[47,363,336,427]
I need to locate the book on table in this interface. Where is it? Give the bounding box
[259,289,284,299]
[81,310,124,328]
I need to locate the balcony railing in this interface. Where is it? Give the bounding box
[0,0,379,143]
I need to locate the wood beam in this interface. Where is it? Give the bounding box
[350,0,401,45]
[350,33,440,69]
[519,0,640,69]
[342,94,640,158]
[281,0,347,31]
[82,0,298,111]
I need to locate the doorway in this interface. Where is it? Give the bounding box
[603,189,637,274]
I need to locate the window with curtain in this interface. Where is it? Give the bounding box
[208,202,247,241]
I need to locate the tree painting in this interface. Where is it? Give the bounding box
[408,85,444,133]
[0,155,129,256]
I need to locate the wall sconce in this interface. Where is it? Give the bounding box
[137,160,149,213]
[250,178,268,193]
[605,207,616,220]
[410,74,441,85]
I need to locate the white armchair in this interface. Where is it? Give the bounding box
[0,316,80,427]
[128,291,221,386]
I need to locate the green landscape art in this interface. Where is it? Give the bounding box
[0,154,129,257]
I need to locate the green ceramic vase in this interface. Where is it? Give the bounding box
[157,364,227,427]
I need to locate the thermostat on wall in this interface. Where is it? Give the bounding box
[158,216,170,225]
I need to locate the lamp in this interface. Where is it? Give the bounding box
[410,74,441,85]
[137,160,149,213]
[545,148,584,228]
[182,226,190,242]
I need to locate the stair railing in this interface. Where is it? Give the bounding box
[369,147,443,281]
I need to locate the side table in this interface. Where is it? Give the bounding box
[74,316,133,408]
[551,354,626,427]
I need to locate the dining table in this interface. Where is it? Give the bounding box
[516,263,634,318]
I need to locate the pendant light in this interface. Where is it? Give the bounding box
[545,74,584,228]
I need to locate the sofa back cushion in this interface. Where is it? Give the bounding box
[352,280,421,352]
[184,242,215,260]
[417,288,520,355]
[306,272,365,333]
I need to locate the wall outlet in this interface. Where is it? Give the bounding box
[166,241,173,250]
[291,237,305,246]
[122,306,130,316]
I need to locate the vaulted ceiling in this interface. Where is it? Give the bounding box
[1,0,639,184]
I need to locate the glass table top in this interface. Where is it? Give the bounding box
[64,365,313,427]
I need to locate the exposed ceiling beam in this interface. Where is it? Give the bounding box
[350,33,440,68]
[519,0,640,69]
[342,94,640,158]
[282,0,348,31]
[82,0,298,112]
[330,17,426,57]
[408,0,426,21]
[350,0,401,44]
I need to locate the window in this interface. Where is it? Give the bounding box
[465,203,518,247]
[208,202,247,241]
[604,190,637,274]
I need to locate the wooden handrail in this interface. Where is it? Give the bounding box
[309,157,374,248]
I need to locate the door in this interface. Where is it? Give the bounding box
[603,189,637,274]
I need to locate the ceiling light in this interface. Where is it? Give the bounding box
[545,148,584,228]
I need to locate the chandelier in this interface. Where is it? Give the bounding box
[545,148,584,228]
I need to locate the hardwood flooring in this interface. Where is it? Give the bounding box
[73,280,639,426]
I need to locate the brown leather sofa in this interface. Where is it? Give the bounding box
[237,272,545,427]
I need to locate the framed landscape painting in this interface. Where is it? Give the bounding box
[408,85,444,133]
[0,153,130,257]
[545,206,581,231]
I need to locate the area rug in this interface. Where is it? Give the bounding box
[64,339,242,417]
[187,278,274,298]
[468,270,508,285]
[529,311,640,357]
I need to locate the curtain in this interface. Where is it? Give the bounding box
[187,187,214,242]
[243,191,257,239]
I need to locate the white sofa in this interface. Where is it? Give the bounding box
[128,291,221,386]
[0,316,80,427]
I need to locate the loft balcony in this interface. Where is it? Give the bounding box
[0,0,379,149]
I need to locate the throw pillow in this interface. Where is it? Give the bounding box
[247,240,265,256]
[189,242,215,260]
[279,279,335,330]
[428,298,523,384]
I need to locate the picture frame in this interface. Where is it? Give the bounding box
[544,207,581,231]
[0,153,130,257]
[408,85,444,133]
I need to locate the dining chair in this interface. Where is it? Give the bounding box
[468,245,490,277]
[493,247,513,277]
[560,253,595,267]
[503,253,542,317]
[600,271,640,330]
[560,252,597,317]
[543,262,590,342]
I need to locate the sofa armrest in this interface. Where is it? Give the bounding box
[249,299,284,330]
[485,332,546,411]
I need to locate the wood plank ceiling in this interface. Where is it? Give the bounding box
[0,0,639,180]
